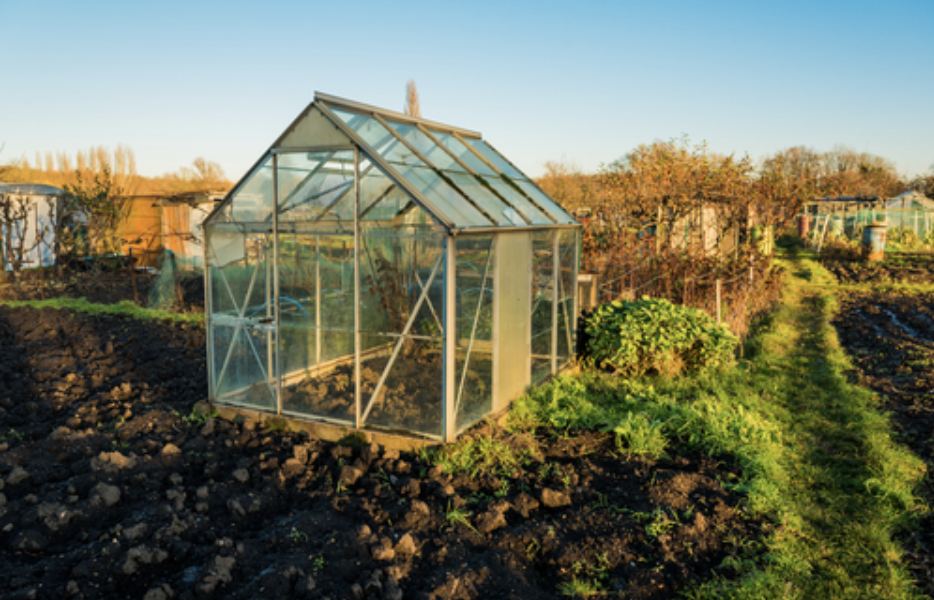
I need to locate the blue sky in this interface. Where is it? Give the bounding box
[1,0,932,181]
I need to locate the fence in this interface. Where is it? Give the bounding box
[577,248,779,343]
[801,207,934,253]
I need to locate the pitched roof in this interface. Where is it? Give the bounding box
[211,93,576,233]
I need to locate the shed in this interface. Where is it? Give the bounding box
[202,93,580,442]
[157,191,224,269]
[0,182,64,271]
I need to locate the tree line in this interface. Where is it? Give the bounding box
[536,139,932,337]
[538,141,932,216]
[0,146,231,196]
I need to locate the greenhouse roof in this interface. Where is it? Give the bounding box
[215,93,577,233]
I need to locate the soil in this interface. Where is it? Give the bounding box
[831,283,934,596]
[0,303,765,600]
[285,353,447,435]
[823,252,934,285]
[0,270,205,313]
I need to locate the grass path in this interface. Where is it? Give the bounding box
[685,248,928,599]
[512,247,930,598]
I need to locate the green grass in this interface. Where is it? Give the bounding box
[0,297,204,326]
[423,431,536,480]
[508,246,928,599]
[688,249,926,599]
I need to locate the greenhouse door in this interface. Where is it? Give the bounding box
[207,228,278,412]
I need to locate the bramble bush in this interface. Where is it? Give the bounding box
[583,297,737,376]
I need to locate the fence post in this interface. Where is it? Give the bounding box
[716,278,722,324]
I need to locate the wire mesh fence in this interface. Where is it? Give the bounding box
[800,207,934,253]
[578,224,780,343]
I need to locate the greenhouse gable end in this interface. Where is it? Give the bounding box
[203,93,579,442]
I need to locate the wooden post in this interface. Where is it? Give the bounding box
[130,247,138,304]
[716,279,722,324]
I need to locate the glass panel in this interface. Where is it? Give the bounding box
[331,108,424,168]
[277,151,355,222]
[359,168,435,228]
[465,139,525,180]
[531,231,554,384]
[333,110,495,228]
[446,172,520,226]
[277,233,316,406]
[359,225,445,436]
[514,180,577,225]
[455,236,494,432]
[318,235,356,364]
[210,202,233,224]
[385,121,465,173]
[206,227,276,410]
[279,234,356,423]
[230,155,275,223]
[394,164,492,227]
[482,177,553,225]
[432,132,498,176]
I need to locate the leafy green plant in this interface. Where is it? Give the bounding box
[885,226,931,252]
[557,553,613,597]
[645,508,678,538]
[310,555,325,573]
[442,502,480,536]
[605,412,668,458]
[183,406,218,427]
[3,428,24,442]
[556,577,603,598]
[288,527,308,544]
[584,297,737,376]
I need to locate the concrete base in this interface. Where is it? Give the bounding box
[195,401,442,453]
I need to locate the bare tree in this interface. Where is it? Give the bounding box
[404,80,421,118]
[63,166,130,260]
[159,158,230,194]
[0,192,41,277]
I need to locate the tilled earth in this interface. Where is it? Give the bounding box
[0,270,205,313]
[0,305,763,600]
[832,286,934,596]
[824,252,934,285]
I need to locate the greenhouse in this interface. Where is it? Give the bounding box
[203,93,580,442]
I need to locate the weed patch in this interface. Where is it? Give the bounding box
[0,297,204,325]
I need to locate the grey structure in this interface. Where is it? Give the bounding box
[0,183,65,270]
[202,93,579,441]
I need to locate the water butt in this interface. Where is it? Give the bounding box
[861,222,888,261]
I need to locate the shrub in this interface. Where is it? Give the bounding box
[584,297,737,376]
